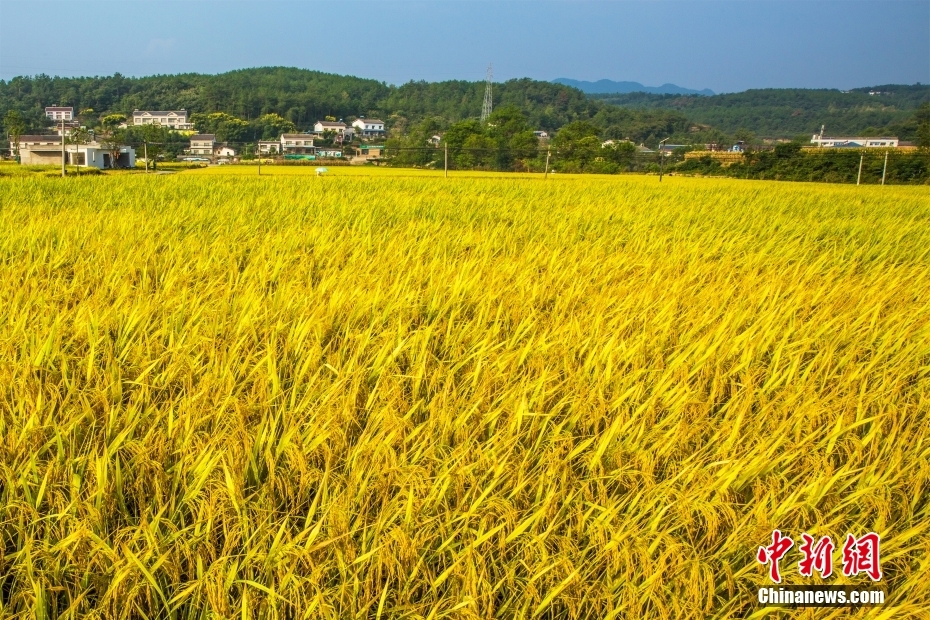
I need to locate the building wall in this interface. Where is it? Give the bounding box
[190,141,215,155]
[20,145,135,168]
[20,149,61,165]
[134,113,191,129]
[46,110,73,121]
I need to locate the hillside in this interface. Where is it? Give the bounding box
[0,67,692,145]
[590,84,930,139]
[2,68,927,144]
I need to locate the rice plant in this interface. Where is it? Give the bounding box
[0,172,928,618]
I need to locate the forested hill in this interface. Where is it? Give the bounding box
[590,84,929,139]
[0,67,698,144]
[3,67,927,143]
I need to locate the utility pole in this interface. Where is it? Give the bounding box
[61,118,66,177]
[544,147,551,179]
[857,153,863,185]
[144,141,149,173]
[881,152,888,185]
[658,138,669,182]
[444,142,448,178]
[258,143,261,176]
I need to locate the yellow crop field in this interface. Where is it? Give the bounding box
[0,172,928,618]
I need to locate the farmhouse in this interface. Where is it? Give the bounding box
[132,110,193,129]
[352,145,385,163]
[280,134,316,154]
[313,121,354,141]
[351,118,386,137]
[258,140,280,155]
[45,107,73,122]
[189,134,216,155]
[14,135,135,168]
[216,145,237,157]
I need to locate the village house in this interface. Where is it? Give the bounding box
[352,145,385,163]
[258,140,280,155]
[351,118,386,138]
[256,134,316,155]
[14,135,135,168]
[427,135,442,146]
[216,144,237,157]
[189,134,216,155]
[45,107,74,122]
[313,121,354,142]
[280,134,316,154]
[132,110,193,130]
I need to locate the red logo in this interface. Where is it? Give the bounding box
[842,533,882,581]
[758,531,880,582]
[798,534,834,578]
[757,530,794,583]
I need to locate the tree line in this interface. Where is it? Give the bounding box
[590,84,929,140]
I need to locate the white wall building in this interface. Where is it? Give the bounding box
[313,121,354,141]
[190,134,216,155]
[15,135,135,168]
[132,110,193,129]
[258,140,280,155]
[280,134,316,153]
[45,107,73,121]
[351,118,386,137]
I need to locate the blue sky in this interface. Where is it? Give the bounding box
[0,0,927,92]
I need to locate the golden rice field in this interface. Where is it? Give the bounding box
[0,170,928,619]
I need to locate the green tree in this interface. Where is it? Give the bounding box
[602,140,637,168]
[98,127,127,168]
[100,113,126,129]
[191,112,250,142]
[251,113,297,140]
[487,105,538,169]
[915,103,930,152]
[3,110,26,158]
[125,124,169,169]
[733,128,756,146]
[552,121,602,169]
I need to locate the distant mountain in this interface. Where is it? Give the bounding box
[553,78,714,96]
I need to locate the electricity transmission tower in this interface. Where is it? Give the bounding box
[481,64,493,122]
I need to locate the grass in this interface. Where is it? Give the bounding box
[0,172,928,618]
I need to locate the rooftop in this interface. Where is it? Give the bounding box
[191,134,216,140]
[18,135,62,142]
[45,107,73,111]
[281,134,316,139]
[133,110,188,116]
